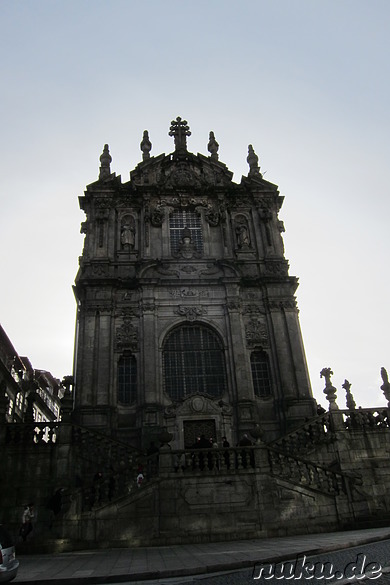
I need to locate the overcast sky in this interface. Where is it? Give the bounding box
[1,0,389,409]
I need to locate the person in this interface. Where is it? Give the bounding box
[20,503,34,542]
[238,434,253,468]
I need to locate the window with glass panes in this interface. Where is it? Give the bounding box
[118,355,137,405]
[163,325,226,401]
[251,351,272,397]
[169,210,203,254]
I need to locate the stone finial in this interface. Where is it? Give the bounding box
[208,131,219,161]
[320,367,339,410]
[381,367,390,406]
[140,130,152,161]
[169,117,191,152]
[247,144,261,177]
[342,379,356,410]
[99,144,112,180]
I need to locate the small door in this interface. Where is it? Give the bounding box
[183,419,216,448]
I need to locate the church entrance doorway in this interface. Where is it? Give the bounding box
[183,419,216,448]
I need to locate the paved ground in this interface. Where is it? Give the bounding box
[13,527,390,584]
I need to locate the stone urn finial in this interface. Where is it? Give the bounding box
[342,379,356,410]
[250,424,264,444]
[158,428,173,446]
[208,131,219,162]
[320,367,339,410]
[381,367,390,407]
[99,144,112,180]
[140,130,152,161]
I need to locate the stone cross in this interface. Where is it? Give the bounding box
[169,117,191,152]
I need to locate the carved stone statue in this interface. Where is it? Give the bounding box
[173,227,201,259]
[235,216,251,249]
[120,217,135,249]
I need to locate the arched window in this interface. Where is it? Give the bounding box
[169,210,203,254]
[118,355,137,405]
[163,325,226,401]
[251,351,272,397]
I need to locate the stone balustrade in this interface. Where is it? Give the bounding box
[5,421,59,444]
[267,447,347,496]
[272,408,390,457]
[164,445,256,474]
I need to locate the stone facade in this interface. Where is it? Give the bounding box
[1,119,390,551]
[73,117,316,449]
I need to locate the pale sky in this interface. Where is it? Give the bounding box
[1,0,389,410]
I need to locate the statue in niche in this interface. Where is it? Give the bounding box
[120,216,135,249]
[235,215,251,249]
[173,227,201,259]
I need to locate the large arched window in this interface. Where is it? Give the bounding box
[251,351,272,397]
[117,355,137,405]
[163,325,226,401]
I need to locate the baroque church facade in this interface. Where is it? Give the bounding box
[4,118,390,549]
[73,116,316,449]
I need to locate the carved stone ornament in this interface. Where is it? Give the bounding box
[191,396,205,412]
[180,265,198,274]
[91,264,108,276]
[95,198,112,209]
[267,299,297,310]
[150,204,164,227]
[264,260,288,276]
[243,304,264,315]
[205,205,220,227]
[226,300,241,312]
[245,318,269,347]
[170,288,210,298]
[116,318,139,350]
[174,306,207,321]
[141,302,155,313]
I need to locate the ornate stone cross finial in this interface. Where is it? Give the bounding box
[169,117,191,152]
[342,379,356,410]
[140,130,152,161]
[381,367,390,406]
[247,144,261,177]
[320,367,339,410]
[208,131,219,161]
[99,144,112,180]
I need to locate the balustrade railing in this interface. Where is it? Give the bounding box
[272,408,390,457]
[165,446,256,474]
[5,421,59,445]
[267,447,347,496]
